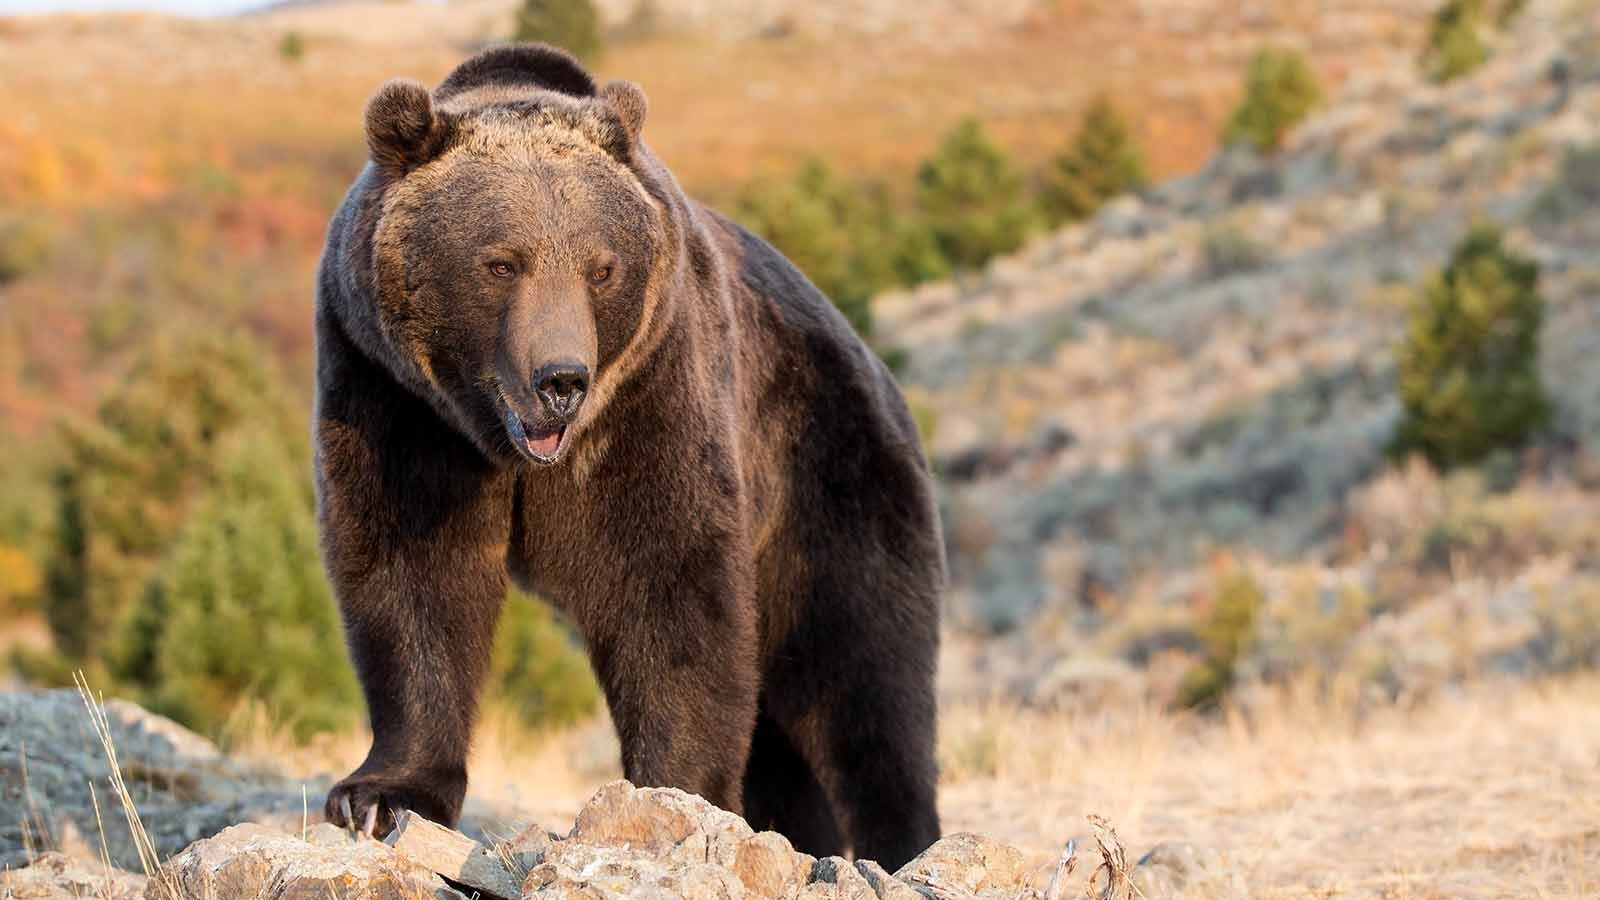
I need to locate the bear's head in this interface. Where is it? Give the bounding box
[360,44,677,467]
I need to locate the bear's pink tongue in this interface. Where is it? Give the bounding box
[526,429,563,458]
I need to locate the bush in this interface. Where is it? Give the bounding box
[278,31,305,63]
[1176,566,1264,710]
[736,160,948,337]
[1422,0,1492,83]
[1222,49,1321,154]
[1039,95,1148,226]
[0,216,54,284]
[1532,144,1600,224]
[1394,225,1548,468]
[41,332,301,665]
[126,429,361,741]
[489,596,601,730]
[915,118,1040,271]
[514,0,603,64]
[1200,221,1272,276]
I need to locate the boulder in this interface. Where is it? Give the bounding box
[0,851,146,900]
[894,833,1029,898]
[151,822,465,900]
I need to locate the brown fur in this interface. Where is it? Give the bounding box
[315,43,944,869]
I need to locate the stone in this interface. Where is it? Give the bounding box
[497,821,554,881]
[853,860,924,900]
[567,780,754,867]
[0,852,146,900]
[0,691,309,872]
[894,833,1028,898]
[384,810,520,899]
[808,856,875,899]
[151,823,465,900]
[729,830,811,899]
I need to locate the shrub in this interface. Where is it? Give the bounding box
[1394,225,1548,468]
[489,596,601,730]
[1422,0,1492,83]
[514,0,603,64]
[736,159,948,337]
[1039,95,1149,226]
[41,332,301,665]
[1200,221,1272,276]
[1177,566,1263,710]
[278,30,305,63]
[1532,144,1600,224]
[127,428,361,741]
[1222,49,1321,154]
[915,118,1040,271]
[0,216,54,284]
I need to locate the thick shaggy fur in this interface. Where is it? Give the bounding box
[315,44,944,869]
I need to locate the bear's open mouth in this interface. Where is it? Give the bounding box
[504,408,569,465]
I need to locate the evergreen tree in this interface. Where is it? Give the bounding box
[737,160,950,337]
[1394,225,1548,468]
[1040,95,1149,226]
[41,332,300,669]
[1222,49,1322,154]
[514,0,604,64]
[915,118,1039,270]
[135,428,361,740]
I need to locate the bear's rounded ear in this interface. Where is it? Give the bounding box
[600,80,648,141]
[365,79,445,176]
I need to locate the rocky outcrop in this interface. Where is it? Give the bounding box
[3,779,1056,900]
[0,690,307,873]
[0,852,146,900]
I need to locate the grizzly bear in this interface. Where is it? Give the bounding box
[315,44,944,869]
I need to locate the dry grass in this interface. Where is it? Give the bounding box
[939,674,1600,898]
[220,673,1600,898]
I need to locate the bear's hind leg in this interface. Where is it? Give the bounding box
[742,706,845,858]
[815,676,940,872]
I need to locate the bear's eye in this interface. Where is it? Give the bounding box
[588,264,613,286]
[488,261,517,279]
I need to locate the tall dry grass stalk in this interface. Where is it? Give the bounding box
[73,671,180,900]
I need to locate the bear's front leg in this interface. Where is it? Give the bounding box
[584,542,760,814]
[315,352,514,837]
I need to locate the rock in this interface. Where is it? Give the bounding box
[567,780,755,868]
[729,830,812,898]
[895,833,1028,898]
[497,821,554,881]
[853,860,924,900]
[0,690,309,872]
[807,856,875,899]
[152,823,465,900]
[385,810,520,899]
[524,841,747,899]
[0,852,146,900]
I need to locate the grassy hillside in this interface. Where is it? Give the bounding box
[887,0,1600,709]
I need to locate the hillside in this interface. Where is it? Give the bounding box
[881,0,1600,707]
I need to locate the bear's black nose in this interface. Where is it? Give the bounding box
[534,362,589,419]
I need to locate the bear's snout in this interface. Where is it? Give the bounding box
[533,362,589,421]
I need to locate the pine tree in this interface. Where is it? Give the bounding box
[915,118,1040,271]
[1222,49,1321,154]
[1040,95,1149,226]
[1394,225,1548,468]
[41,332,299,668]
[136,428,361,740]
[514,0,603,64]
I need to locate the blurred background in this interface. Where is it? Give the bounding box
[3,0,1599,894]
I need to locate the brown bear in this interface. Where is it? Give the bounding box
[315,43,944,869]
